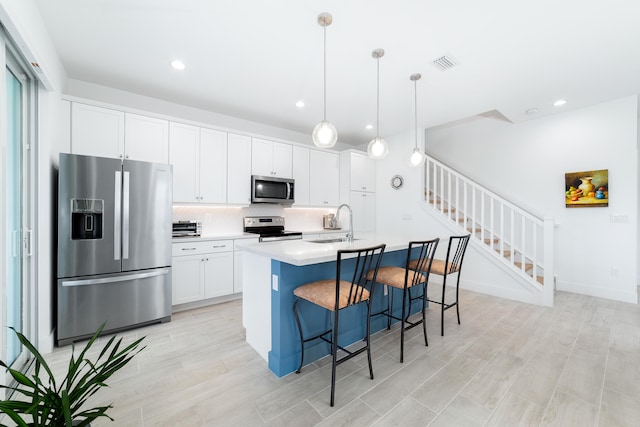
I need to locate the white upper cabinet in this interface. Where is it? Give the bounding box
[71,103,124,159]
[71,103,169,163]
[309,150,339,206]
[251,138,292,178]
[227,133,252,205]
[340,150,375,192]
[124,113,169,163]
[199,128,227,203]
[169,122,227,204]
[292,146,310,206]
[169,122,200,203]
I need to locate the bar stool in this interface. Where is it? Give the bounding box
[368,239,439,363]
[409,234,470,336]
[292,244,386,407]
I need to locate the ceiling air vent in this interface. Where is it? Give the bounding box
[432,55,457,71]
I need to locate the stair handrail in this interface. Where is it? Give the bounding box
[423,153,554,306]
[424,154,544,222]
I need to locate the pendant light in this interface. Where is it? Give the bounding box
[367,48,389,159]
[409,73,426,167]
[312,13,338,149]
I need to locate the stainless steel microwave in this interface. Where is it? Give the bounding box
[251,175,295,205]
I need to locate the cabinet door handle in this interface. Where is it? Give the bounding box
[181,247,197,251]
[212,245,227,249]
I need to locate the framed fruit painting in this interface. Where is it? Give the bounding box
[565,169,608,208]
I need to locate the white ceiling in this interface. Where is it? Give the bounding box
[34,0,640,146]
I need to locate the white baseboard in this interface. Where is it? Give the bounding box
[460,278,540,305]
[557,279,638,304]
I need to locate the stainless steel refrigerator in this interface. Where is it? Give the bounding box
[57,153,173,346]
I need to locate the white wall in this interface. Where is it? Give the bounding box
[425,96,638,303]
[0,0,68,352]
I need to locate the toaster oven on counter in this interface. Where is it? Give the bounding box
[172,220,202,237]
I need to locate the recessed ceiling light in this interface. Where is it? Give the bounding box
[170,60,186,70]
[526,108,539,115]
[295,100,305,108]
[553,99,567,107]
[365,124,373,130]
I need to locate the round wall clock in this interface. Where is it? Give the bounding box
[390,175,404,190]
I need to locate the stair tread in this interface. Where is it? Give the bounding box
[425,191,546,288]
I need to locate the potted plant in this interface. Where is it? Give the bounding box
[0,323,145,426]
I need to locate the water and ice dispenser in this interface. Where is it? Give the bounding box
[71,198,103,240]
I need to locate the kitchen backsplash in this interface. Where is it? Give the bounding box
[172,205,336,235]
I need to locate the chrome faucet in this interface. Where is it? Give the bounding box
[336,204,354,243]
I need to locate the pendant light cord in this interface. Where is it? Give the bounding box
[414,78,418,149]
[376,57,380,137]
[323,20,327,121]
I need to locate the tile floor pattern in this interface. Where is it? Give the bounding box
[40,288,640,427]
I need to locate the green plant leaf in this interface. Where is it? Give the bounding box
[1,322,146,425]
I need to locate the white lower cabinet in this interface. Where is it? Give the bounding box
[172,240,234,305]
[203,252,234,298]
[172,255,204,305]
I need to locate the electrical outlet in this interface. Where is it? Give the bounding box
[610,214,629,223]
[610,267,619,277]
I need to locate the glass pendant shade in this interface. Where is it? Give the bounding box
[409,146,425,167]
[367,136,389,159]
[312,120,338,148]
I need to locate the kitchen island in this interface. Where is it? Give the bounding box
[239,234,426,377]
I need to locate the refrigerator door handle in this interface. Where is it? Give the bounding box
[61,268,170,287]
[114,171,122,260]
[122,171,130,260]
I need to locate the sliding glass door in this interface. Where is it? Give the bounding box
[1,27,34,384]
[5,58,24,367]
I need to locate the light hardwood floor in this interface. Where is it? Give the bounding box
[42,288,640,427]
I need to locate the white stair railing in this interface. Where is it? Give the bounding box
[424,155,554,306]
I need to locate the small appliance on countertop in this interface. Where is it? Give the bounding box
[323,213,340,230]
[244,216,302,242]
[172,220,202,237]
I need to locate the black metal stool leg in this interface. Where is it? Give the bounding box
[292,298,305,374]
[366,300,374,380]
[421,283,428,346]
[330,309,339,407]
[387,287,392,329]
[441,282,446,336]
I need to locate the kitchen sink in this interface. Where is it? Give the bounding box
[307,238,358,244]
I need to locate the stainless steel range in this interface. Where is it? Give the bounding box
[244,216,302,242]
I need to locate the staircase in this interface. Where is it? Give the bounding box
[423,155,554,307]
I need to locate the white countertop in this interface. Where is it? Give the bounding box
[237,233,418,266]
[172,229,346,243]
[172,233,258,243]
